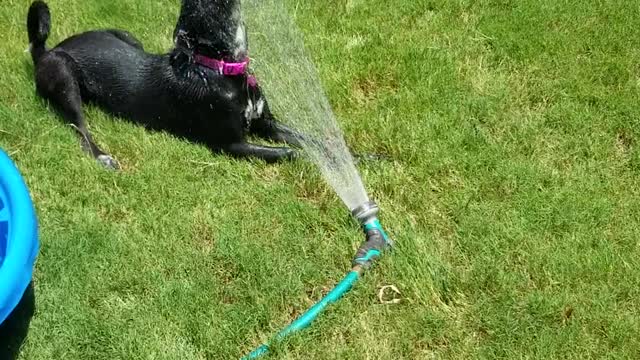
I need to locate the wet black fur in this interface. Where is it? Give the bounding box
[26,0,299,169]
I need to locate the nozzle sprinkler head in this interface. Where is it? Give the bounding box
[351,200,392,269]
[351,200,380,226]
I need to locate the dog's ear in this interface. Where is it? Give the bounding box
[171,29,194,68]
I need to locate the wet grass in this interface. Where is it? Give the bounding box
[1,0,640,358]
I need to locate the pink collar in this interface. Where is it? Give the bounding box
[194,54,257,87]
[194,54,249,76]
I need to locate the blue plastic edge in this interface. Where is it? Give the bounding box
[0,150,39,324]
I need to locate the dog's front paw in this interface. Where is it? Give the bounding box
[97,154,120,171]
[283,148,299,161]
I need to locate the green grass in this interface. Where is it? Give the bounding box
[2,0,640,358]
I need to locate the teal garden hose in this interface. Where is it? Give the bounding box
[243,201,392,359]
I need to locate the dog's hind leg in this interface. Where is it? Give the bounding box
[106,30,144,50]
[35,53,120,170]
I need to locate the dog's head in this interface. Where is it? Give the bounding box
[173,0,248,62]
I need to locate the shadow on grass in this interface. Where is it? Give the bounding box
[0,282,35,360]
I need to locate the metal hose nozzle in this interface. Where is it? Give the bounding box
[351,200,380,224]
[351,201,393,269]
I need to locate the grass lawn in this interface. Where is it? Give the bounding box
[2,0,640,358]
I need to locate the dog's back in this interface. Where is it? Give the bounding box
[29,3,176,120]
[51,31,174,120]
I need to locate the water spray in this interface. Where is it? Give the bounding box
[239,0,394,357]
[242,201,392,359]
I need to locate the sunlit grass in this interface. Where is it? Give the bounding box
[1,0,639,358]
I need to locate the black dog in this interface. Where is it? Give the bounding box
[27,0,300,169]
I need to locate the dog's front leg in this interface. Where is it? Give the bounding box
[250,99,304,147]
[252,100,389,164]
[223,142,297,163]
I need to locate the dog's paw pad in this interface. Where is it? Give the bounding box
[97,155,120,171]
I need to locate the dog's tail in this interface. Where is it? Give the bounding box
[27,1,51,63]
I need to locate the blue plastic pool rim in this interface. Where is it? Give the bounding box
[0,150,39,324]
